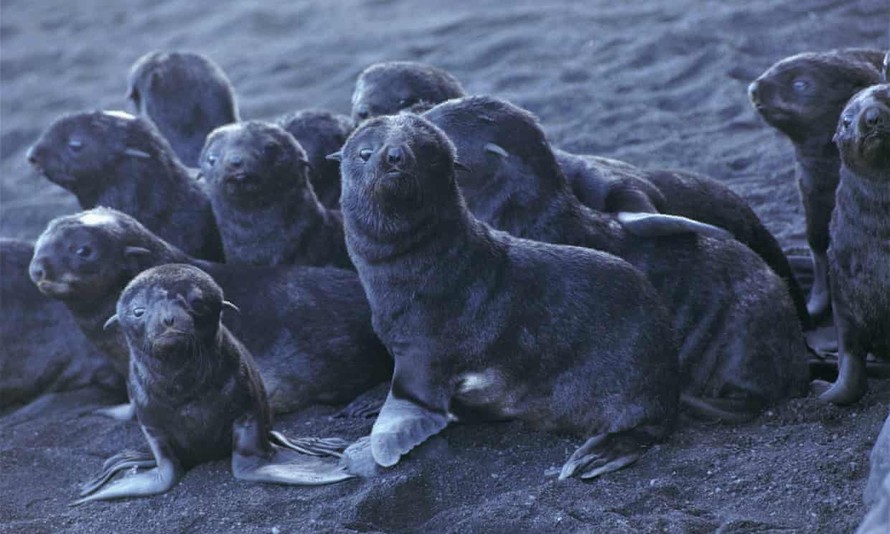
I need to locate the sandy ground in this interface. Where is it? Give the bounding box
[2,0,889,532]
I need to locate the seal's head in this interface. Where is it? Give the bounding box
[834,84,890,178]
[116,264,228,361]
[201,121,311,207]
[29,208,160,301]
[338,114,461,233]
[278,110,354,185]
[351,61,466,123]
[27,111,177,197]
[748,51,881,143]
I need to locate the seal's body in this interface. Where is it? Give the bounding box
[822,84,890,405]
[277,110,354,208]
[424,97,809,420]
[749,48,885,319]
[29,209,390,414]
[127,51,239,167]
[74,264,352,503]
[338,113,678,479]
[27,111,225,262]
[200,121,352,269]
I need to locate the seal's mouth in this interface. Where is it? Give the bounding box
[223,173,261,196]
[34,279,75,297]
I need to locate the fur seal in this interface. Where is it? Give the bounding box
[29,208,391,415]
[26,110,226,262]
[127,51,239,167]
[336,113,679,479]
[554,150,811,326]
[819,84,890,405]
[424,96,810,420]
[860,410,890,533]
[200,121,352,269]
[749,48,885,320]
[351,61,466,123]
[277,109,354,208]
[0,238,122,409]
[74,264,352,503]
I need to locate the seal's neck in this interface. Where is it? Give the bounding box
[793,138,841,190]
[835,164,890,231]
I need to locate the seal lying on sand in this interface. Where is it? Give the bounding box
[74,264,352,504]
[277,109,354,208]
[749,48,885,319]
[336,113,679,479]
[29,208,391,415]
[27,110,225,262]
[0,238,122,410]
[351,61,465,123]
[820,84,890,405]
[127,51,239,167]
[200,121,352,269]
[424,96,810,421]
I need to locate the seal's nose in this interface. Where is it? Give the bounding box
[162,313,175,327]
[747,81,760,104]
[226,154,244,170]
[386,145,404,165]
[26,145,38,165]
[354,107,370,122]
[29,256,48,283]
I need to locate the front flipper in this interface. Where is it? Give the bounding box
[232,417,353,486]
[73,426,181,504]
[79,450,155,496]
[92,402,135,421]
[370,391,449,468]
[616,212,733,241]
[559,428,657,481]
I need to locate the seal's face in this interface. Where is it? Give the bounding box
[351,63,464,123]
[27,112,138,192]
[201,122,309,207]
[29,211,134,301]
[834,85,890,177]
[340,114,456,220]
[118,264,224,361]
[748,54,879,143]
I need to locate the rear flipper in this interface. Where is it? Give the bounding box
[79,450,155,496]
[370,391,449,468]
[559,427,660,480]
[680,394,761,424]
[232,417,354,486]
[331,383,388,419]
[72,426,181,505]
[616,212,733,241]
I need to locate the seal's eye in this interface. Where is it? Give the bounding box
[359,149,373,162]
[68,138,83,153]
[206,154,217,167]
[190,298,208,315]
[75,245,92,258]
[841,115,853,129]
[133,307,145,318]
[263,142,280,160]
[792,79,810,94]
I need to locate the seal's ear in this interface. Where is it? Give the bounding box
[326,151,342,162]
[103,314,119,330]
[454,161,470,172]
[484,143,509,159]
[123,246,152,273]
[124,148,151,159]
[222,300,240,314]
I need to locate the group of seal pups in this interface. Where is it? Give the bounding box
[4,47,888,527]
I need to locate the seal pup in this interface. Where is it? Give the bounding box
[26,110,226,262]
[0,238,122,409]
[749,48,885,319]
[859,410,890,533]
[820,84,890,405]
[29,208,391,415]
[277,109,354,208]
[351,61,466,123]
[424,96,810,420]
[74,264,352,503]
[336,113,679,479]
[127,51,239,167]
[200,121,352,269]
[554,149,810,326]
